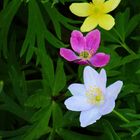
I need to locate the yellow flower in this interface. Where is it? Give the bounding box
[70,0,121,32]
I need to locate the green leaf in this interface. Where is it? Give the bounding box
[3,0,10,8]
[25,90,51,108]
[9,66,27,105]
[119,84,139,98]
[107,54,140,70]
[0,0,21,57]
[57,129,96,140]
[101,28,121,43]
[0,91,31,122]
[102,120,121,140]
[131,36,140,41]
[20,0,66,63]
[121,121,140,128]
[132,127,140,137]
[0,126,29,139]
[36,48,54,91]
[52,102,63,128]
[53,59,66,96]
[107,70,121,77]
[121,54,140,65]
[115,8,130,42]
[23,106,52,140]
[0,81,3,93]
[45,3,61,39]
[126,14,140,38]
[126,113,140,119]
[136,69,140,74]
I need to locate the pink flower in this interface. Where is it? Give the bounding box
[60,29,110,67]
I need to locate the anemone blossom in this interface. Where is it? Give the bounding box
[60,29,110,67]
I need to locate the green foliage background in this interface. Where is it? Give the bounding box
[0,0,140,139]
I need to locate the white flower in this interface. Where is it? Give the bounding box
[64,66,123,127]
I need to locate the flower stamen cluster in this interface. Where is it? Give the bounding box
[86,87,104,105]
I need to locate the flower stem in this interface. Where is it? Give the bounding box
[121,43,136,55]
[112,28,136,55]
[113,110,130,123]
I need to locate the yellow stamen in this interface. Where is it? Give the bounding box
[86,87,104,105]
[79,51,92,60]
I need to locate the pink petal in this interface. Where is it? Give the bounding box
[85,29,101,53]
[70,30,86,53]
[60,48,78,61]
[90,53,110,67]
[76,60,88,65]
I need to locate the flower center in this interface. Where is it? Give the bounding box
[93,7,100,14]
[89,2,105,17]
[79,51,91,60]
[86,87,104,105]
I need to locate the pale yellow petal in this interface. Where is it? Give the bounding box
[104,0,121,13]
[92,0,105,5]
[69,3,91,17]
[98,14,115,30]
[80,16,98,32]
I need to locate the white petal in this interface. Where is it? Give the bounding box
[80,107,101,127]
[68,83,86,96]
[84,66,99,89]
[100,99,115,115]
[106,81,123,100]
[64,96,93,111]
[98,69,107,92]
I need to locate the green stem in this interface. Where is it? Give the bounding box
[121,43,136,55]
[113,28,124,43]
[113,110,130,123]
[112,28,136,55]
